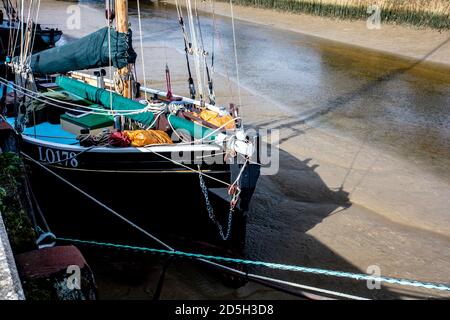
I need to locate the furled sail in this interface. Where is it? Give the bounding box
[28,27,137,75]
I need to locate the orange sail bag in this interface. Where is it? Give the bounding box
[124,130,173,147]
[199,110,235,130]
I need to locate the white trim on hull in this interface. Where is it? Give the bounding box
[22,134,222,153]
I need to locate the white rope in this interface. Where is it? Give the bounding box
[0,79,160,117]
[231,159,247,188]
[1,79,243,149]
[21,151,175,250]
[28,0,41,63]
[209,0,216,95]
[194,0,215,104]
[21,151,365,300]
[230,0,242,109]
[194,0,207,95]
[136,0,148,100]
[9,10,20,58]
[22,0,34,61]
[0,78,165,115]
[144,147,231,187]
[186,0,204,100]
[0,77,240,146]
[175,0,191,47]
[145,110,165,130]
[19,0,24,65]
[166,113,240,144]
[106,0,113,111]
[211,3,234,103]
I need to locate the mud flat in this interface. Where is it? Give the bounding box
[167,0,450,67]
[36,0,450,299]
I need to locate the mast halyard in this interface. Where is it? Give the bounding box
[115,0,133,98]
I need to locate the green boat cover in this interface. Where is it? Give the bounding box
[167,114,217,141]
[56,76,218,140]
[60,113,114,130]
[56,76,154,125]
[29,27,137,75]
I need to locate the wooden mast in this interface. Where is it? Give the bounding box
[115,0,132,98]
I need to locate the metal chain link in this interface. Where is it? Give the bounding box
[198,166,233,241]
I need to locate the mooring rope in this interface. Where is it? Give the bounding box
[20,150,369,300]
[56,237,450,293]
[0,78,163,115]
[20,151,175,251]
[21,122,437,297]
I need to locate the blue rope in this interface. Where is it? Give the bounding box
[56,237,450,293]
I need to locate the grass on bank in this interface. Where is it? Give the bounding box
[223,0,450,30]
[0,152,37,253]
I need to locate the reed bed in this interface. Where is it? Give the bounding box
[224,0,450,30]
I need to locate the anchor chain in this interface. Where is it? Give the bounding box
[198,165,236,241]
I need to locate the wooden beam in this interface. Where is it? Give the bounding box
[115,0,132,98]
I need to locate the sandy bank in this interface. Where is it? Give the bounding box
[165,0,450,67]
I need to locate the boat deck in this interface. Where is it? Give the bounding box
[6,117,78,145]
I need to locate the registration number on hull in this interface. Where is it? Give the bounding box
[37,146,79,168]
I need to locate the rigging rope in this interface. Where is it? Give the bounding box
[27,0,41,63]
[185,0,204,101]
[0,78,164,116]
[20,150,175,250]
[20,150,367,300]
[194,0,215,105]
[229,0,242,110]
[136,0,148,100]
[106,0,114,111]
[1,76,242,149]
[210,3,234,104]
[175,0,196,99]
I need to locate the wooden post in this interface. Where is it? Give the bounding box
[115,0,132,98]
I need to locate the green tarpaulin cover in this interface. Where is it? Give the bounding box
[56,76,153,125]
[29,27,136,75]
[56,76,218,140]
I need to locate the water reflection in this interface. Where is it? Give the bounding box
[120,2,450,178]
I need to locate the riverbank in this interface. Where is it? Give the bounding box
[35,0,450,299]
[165,0,450,67]
[217,0,450,30]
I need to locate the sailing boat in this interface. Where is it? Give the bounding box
[0,0,62,52]
[0,0,62,85]
[0,0,260,259]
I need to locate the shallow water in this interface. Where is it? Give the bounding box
[82,0,450,178]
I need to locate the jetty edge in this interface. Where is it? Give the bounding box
[0,210,25,300]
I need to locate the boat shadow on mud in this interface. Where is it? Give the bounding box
[77,146,433,300]
[244,147,441,300]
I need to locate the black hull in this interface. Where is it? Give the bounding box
[20,136,254,256]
